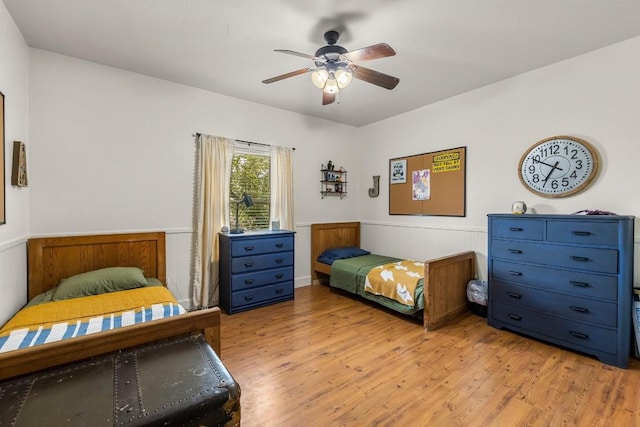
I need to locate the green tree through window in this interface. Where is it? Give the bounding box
[230,152,270,230]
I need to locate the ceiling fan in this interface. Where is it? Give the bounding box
[262,30,400,105]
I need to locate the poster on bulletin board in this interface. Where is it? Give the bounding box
[389,146,466,217]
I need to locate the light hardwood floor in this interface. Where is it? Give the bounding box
[220,285,640,427]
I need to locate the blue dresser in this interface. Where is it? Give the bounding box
[487,214,634,368]
[219,230,295,314]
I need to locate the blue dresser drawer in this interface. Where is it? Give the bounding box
[220,230,295,315]
[488,214,634,368]
[546,221,619,247]
[491,260,618,301]
[231,267,294,291]
[491,281,617,327]
[231,252,293,274]
[232,282,294,309]
[491,239,618,274]
[490,301,617,355]
[491,218,544,241]
[231,236,294,256]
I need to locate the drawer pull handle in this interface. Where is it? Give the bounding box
[244,295,254,301]
[508,249,523,254]
[570,305,589,313]
[275,243,284,248]
[275,274,284,279]
[509,227,524,232]
[570,256,589,262]
[570,331,589,340]
[275,289,284,295]
[571,231,592,236]
[275,258,284,264]
[507,292,522,299]
[508,271,523,276]
[570,281,589,288]
[244,262,254,268]
[244,279,255,285]
[244,246,255,251]
[508,314,522,321]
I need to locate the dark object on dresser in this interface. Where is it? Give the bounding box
[219,230,295,314]
[487,214,634,368]
[0,334,240,426]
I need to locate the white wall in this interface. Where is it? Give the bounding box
[358,36,640,283]
[5,8,640,320]
[27,49,360,307]
[0,2,30,324]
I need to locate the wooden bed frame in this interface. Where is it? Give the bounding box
[0,232,221,381]
[311,222,476,330]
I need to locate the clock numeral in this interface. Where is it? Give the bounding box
[570,171,577,179]
[575,159,582,170]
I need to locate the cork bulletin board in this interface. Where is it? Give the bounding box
[389,146,466,217]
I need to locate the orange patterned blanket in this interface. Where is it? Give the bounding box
[364,260,423,307]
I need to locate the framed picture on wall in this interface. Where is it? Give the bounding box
[390,159,407,184]
[0,91,5,225]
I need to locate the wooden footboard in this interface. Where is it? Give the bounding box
[0,307,221,381]
[423,251,476,330]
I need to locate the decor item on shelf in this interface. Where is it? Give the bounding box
[320,166,347,199]
[262,30,399,106]
[368,175,380,198]
[511,201,527,214]
[231,192,254,234]
[11,141,28,187]
[518,135,599,198]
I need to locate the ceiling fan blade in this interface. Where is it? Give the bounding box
[262,68,313,84]
[322,91,336,105]
[343,43,396,62]
[274,49,316,60]
[353,65,399,90]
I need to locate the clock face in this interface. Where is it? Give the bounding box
[518,136,599,198]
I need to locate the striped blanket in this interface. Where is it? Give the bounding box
[0,287,186,353]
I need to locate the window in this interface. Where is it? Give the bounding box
[229,148,270,231]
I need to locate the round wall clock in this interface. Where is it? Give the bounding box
[518,135,599,198]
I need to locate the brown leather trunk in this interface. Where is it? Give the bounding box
[0,334,240,426]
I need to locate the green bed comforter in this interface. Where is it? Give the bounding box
[330,254,425,315]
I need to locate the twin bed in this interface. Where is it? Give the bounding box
[0,232,221,381]
[311,222,476,330]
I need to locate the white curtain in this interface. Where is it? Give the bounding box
[270,146,294,230]
[192,134,233,308]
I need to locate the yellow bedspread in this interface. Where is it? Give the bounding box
[0,286,179,335]
[364,260,424,307]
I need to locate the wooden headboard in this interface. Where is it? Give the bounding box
[27,232,166,300]
[310,222,360,283]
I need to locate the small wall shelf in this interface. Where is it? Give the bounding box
[320,168,347,199]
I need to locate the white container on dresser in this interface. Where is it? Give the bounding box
[219,230,295,314]
[487,214,634,368]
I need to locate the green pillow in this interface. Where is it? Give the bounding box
[52,267,148,301]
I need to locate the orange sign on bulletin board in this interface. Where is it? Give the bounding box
[389,146,466,217]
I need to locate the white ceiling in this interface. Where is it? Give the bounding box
[5,0,640,127]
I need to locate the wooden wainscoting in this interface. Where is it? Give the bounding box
[220,285,640,427]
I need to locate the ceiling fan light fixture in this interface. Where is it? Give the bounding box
[335,68,353,89]
[323,77,339,94]
[311,69,329,89]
